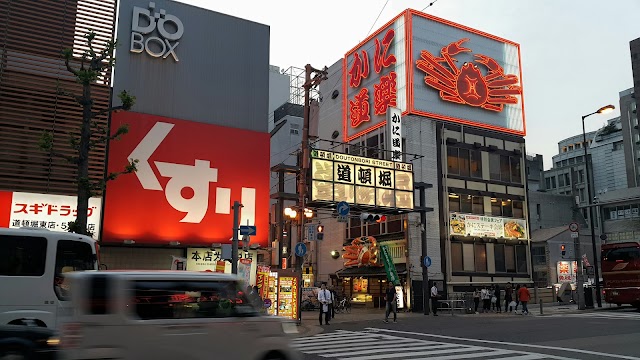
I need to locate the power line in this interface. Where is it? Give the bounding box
[366,0,390,38]
[422,0,440,12]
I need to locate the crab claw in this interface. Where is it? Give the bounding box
[474,54,502,73]
[445,38,471,56]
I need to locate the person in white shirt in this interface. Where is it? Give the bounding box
[430,283,439,316]
[317,282,331,325]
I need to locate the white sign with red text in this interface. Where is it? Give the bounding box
[556,261,577,283]
[0,191,101,239]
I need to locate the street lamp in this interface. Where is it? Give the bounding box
[581,104,614,308]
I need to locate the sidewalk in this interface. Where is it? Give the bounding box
[296,307,420,336]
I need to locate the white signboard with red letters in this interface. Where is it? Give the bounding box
[0,191,101,239]
[556,261,577,283]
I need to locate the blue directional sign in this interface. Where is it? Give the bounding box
[423,256,432,268]
[294,242,307,257]
[239,225,257,236]
[337,201,350,216]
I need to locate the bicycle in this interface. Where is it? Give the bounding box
[334,297,352,313]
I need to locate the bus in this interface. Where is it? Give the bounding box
[601,241,640,309]
[0,227,99,328]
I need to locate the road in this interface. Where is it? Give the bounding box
[293,307,640,360]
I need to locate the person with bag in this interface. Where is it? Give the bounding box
[384,282,397,323]
[473,288,481,314]
[318,282,331,325]
[504,282,514,313]
[494,284,501,313]
[517,284,531,315]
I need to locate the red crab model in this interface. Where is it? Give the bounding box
[416,38,521,112]
[342,236,380,267]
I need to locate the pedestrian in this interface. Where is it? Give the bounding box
[384,282,397,323]
[517,284,531,315]
[494,284,501,313]
[430,282,439,316]
[490,285,497,312]
[329,286,336,319]
[318,282,331,325]
[473,288,481,314]
[515,284,521,312]
[504,282,513,313]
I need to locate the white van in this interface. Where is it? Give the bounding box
[59,271,301,360]
[0,227,99,329]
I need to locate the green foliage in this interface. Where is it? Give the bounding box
[38,131,54,152]
[118,91,136,111]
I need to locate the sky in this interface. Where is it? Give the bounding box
[181,0,640,170]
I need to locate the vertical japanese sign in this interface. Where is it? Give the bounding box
[557,261,577,283]
[343,14,407,142]
[257,265,271,299]
[387,107,402,161]
[380,244,400,286]
[278,276,298,320]
[238,258,252,286]
[0,191,102,239]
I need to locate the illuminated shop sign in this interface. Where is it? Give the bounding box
[310,149,413,210]
[449,213,527,239]
[342,9,525,140]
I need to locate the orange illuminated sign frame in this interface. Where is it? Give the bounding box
[342,9,526,142]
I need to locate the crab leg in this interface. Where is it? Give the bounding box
[488,88,522,97]
[442,38,471,74]
[425,78,459,99]
[487,76,520,88]
[417,51,456,87]
[487,96,519,104]
[482,104,503,111]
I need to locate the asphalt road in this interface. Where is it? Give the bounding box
[293,307,640,360]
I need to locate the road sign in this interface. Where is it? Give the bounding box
[423,256,432,268]
[569,222,579,232]
[294,242,307,257]
[571,232,579,238]
[239,225,257,236]
[337,215,348,223]
[306,224,317,241]
[337,201,350,216]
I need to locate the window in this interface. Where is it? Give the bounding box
[133,280,257,320]
[513,200,524,218]
[613,141,624,151]
[451,242,463,272]
[602,247,640,262]
[568,157,575,165]
[448,146,482,178]
[576,156,583,163]
[494,244,506,272]
[474,243,487,272]
[531,246,546,266]
[502,199,513,217]
[490,153,522,183]
[516,245,528,273]
[545,177,551,190]
[576,143,582,149]
[450,193,484,214]
[505,245,516,272]
[559,175,565,187]
[562,147,567,153]
[564,173,570,186]
[551,177,556,188]
[577,170,584,184]
[470,149,482,178]
[568,144,574,151]
[491,198,501,216]
[562,159,568,167]
[55,240,96,300]
[579,188,585,202]
[536,203,541,217]
[0,235,47,276]
[555,161,561,168]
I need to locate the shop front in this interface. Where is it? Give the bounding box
[334,264,408,309]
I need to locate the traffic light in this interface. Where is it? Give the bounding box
[316,224,324,240]
[360,213,388,223]
[561,244,566,258]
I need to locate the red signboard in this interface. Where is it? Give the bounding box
[102,112,270,247]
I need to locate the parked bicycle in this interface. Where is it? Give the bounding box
[334,297,352,313]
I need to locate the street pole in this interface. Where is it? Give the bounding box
[581,114,602,307]
[574,235,585,310]
[231,201,242,275]
[415,182,433,315]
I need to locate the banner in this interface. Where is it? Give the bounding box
[380,245,400,286]
[449,213,527,239]
[171,256,187,270]
[238,258,252,286]
[257,265,271,299]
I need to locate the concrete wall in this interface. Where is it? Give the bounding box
[527,191,582,231]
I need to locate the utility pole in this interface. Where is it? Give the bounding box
[231,201,242,274]
[574,236,585,310]
[415,182,433,315]
[297,64,327,270]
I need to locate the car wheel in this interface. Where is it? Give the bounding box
[263,351,286,360]
[0,348,29,360]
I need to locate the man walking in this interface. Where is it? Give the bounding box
[430,282,439,316]
[504,282,513,313]
[384,282,397,323]
[318,282,331,325]
[517,284,531,315]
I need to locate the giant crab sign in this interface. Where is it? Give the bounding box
[416,38,522,112]
[342,236,382,268]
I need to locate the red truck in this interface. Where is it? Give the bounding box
[601,242,640,308]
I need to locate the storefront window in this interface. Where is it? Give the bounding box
[459,148,470,177]
[460,195,472,213]
[489,153,501,181]
[494,245,506,272]
[447,147,459,175]
[451,242,463,272]
[353,278,368,293]
[474,243,487,272]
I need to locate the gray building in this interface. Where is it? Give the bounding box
[526,154,544,191]
[619,87,639,188]
[597,186,640,244]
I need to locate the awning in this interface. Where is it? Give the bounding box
[334,263,407,278]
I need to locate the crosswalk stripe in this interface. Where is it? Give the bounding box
[299,339,421,354]
[321,343,459,358]
[292,334,379,345]
[547,312,640,320]
[423,350,521,360]
[337,345,487,360]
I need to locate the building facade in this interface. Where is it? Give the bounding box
[619,87,639,188]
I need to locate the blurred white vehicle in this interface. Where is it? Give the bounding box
[59,270,301,360]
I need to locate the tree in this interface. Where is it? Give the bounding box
[39,31,138,236]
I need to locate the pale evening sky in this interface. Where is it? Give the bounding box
[180,0,640,170]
